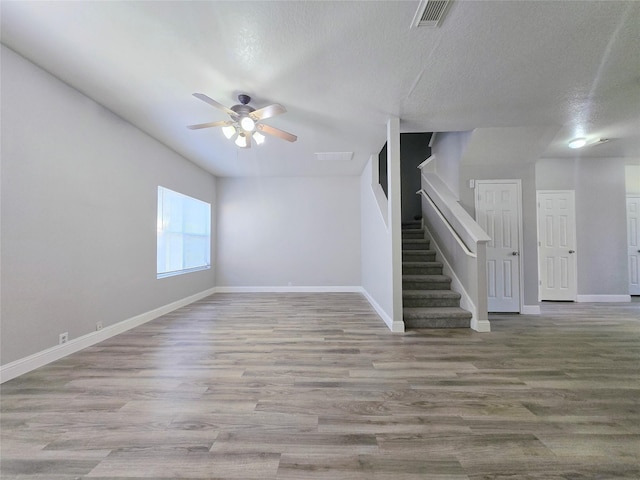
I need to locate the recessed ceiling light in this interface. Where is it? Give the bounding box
[568,138,587,149]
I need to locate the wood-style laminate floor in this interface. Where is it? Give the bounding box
[1,293,639,479]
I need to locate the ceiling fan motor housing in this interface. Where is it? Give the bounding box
[231,94,255,118]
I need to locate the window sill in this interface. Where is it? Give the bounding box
[157,266,210,279]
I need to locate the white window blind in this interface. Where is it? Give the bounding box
[157,186,211,278]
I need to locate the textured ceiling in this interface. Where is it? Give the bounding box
[1,1,639,177]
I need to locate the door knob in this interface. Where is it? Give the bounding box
[511,251,519,256]
[569,250,575,254]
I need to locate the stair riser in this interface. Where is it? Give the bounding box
[402,242,430,251]
[403,280,451,290]
[402,223,422,230]
[403,297,461,308]
[402,266,443,275]
[403,252,436,262]
[403,318,471,329]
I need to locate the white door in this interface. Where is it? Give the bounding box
[628,196,640,295]
[537,191,577,301]
[476,181,522,312]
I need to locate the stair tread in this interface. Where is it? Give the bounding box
[402,261,442,266]
[403,289,461,298]
[402,274,451,281]
[403,306,472,319]
[402,238,429,242]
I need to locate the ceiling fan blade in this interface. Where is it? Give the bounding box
[250,103,286,121]
[192,93,237,117]
[257,123,297,143]
[187,120,233,130]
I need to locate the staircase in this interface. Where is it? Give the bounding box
[402,222,472,328]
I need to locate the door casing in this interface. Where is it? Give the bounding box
[536,190,577,301]
[475,179,524,313]
[628,196,640,296]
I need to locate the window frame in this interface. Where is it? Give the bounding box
[156,186,211,279]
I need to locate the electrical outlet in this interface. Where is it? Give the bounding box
[58,332,69,345]
[96,321,103,331]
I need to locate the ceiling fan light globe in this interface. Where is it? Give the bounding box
[235,134,248,148]
[253,131,265,145]
[222,125,236,139]
[240,116,255,132]
[568,137,587,149]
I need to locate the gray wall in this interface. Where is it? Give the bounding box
[1,46,216,365]
[536,157,630,295]
[432,131,472,198]
[361,155,393,319]
[215,176,361,288]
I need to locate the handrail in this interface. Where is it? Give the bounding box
[420,172,491,247]
[417,189,476,258]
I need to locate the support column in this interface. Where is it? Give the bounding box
[387,117,405,332]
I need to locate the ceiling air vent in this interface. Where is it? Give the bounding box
[411,0,451,28]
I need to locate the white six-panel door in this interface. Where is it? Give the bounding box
[628,196,640,295]
[475,181,522,312]
[537,191,577,301]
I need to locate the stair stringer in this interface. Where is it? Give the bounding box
[421,224,491,332]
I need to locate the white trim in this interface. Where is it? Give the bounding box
[372,183,389,228]
[471,318,491,332]
[417,155,435,171]
[418,189,476,258]
[388,117,404,328]
[576,295,631,303]
[475,179,524,314]
[214,286,362,293]
[422,173,491,246]
[428,132,437,148]
[536,190,577,302]
[522,305,541,315]
[0,287,217,384]
[157,265,210,279]
[361,288,405,333]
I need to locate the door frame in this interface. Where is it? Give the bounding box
[536,190,577,302]
[474,179,524,313]
[627,195,640,296]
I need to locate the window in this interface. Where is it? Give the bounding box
[157,186,211,278]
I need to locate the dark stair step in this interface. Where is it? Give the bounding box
[402,239,430,250]
[403,289,462,308]
[403,274,451,290]
[402,261,443,275]
[403,307,472,329]
[402,229,425,240]
[402,222,422,230]
[403,250,437,262]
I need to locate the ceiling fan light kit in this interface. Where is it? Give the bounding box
[187,93,297,148]
[568,137,610,149]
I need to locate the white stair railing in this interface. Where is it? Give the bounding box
[417,171,491,332]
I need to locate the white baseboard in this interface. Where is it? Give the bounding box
[214,286,362,293]
[0,287,217,384]
[522,305,541,314]
[471,318,491,332]
[360,288,404,333]
[217,286,404,333]
[576,295,631,303]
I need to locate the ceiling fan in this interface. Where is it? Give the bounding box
[187,93,297,148]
